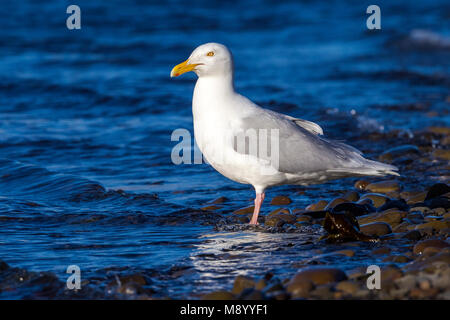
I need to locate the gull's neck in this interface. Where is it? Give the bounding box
[194,73,236,103]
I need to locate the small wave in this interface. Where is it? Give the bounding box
[0,159,161,207]
[392,29,450,50]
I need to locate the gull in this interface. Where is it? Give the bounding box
[171,43,399,225]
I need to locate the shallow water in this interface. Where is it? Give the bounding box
[0,0,449,298]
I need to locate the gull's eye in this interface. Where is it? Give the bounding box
[206,51,214,57]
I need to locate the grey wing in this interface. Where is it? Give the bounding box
[282,114,324,135]
[233,109,365,174]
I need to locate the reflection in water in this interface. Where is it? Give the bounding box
[189,231,318,293]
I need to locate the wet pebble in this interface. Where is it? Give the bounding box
[306,200,328,211]
[413,239,450,255]
[286,279,314,298]
[402,230,422,241]
[342,191,360,202]
[202,291,235,300]
[360,222,392,236]
[432,149,450,161]
[296,215,312,222]
[354,180,370,191]
[209,196,228,204]
[358,209,407,227]
[309,284,334,299]
[392,255,412,263]
[233,206,254,215]
[381,265,404,288]
[324,197,347,210]
[371,247,391,255]
[332,202,376,217]
[366,180,400,194]
[270,196,292,206]
[335,280,359,295]
[379,145,420,162]
[238,288,265,300]
[289,267,347,286]
[334,249,355,257]
[265,216,285,227]
[231,276,255,295]
[378,199,409,212]
[201,205,221,211]
[255,279,267,291]
[403,191,427,205]
[414,220,450,231]
[425,183,450,201]
[359,193,390,208]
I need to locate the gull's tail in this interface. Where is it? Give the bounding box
[327,160,399,177]
[323,139,400,178]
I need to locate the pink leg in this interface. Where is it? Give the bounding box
[249,193,265,225]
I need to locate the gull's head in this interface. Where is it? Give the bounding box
[170,43,233,78]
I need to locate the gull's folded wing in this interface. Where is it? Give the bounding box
[283,115,324,136]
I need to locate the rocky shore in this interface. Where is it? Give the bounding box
[201,125,450,300]
[0,126,449,299]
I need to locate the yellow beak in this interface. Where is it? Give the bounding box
[170,59,200,77]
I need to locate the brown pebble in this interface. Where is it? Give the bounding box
[354,180,370,191]
[358,193,391,208]
[290,267,347,286]
[342,191,360,202]
[415,221,450,231]
[324,197,347,210]
[270,196,292,206]
[209,196,228,204]
[433,149,450,161]
[432,207,446,216]
[233,206,254,215]
[428,126,450,135]
[201,205,221,211]
[286,279,314,298]
[310,284,334,299]
[381,265,404,284]
[306,200,328,211]
[335,249,355,257]
[424,246,446,257]
[119,274,147,286]
[392,255,411,263]
[413,239,450,255]
[419,279,432,291]
[366,180,400,194]
[371,247,391,255]
[393,222,412,233]
[409,287,440,299]
[356,198,374,206]
[410,206,431,214]
[296,215,312,222]
[360,222,392,236]
[268,208,290,216]
[255,279,267,291]
[231,276,255,295]
[202,291,235,300]
[277,214,296,224]
[358,209,407,227]
[335,281,359,295]
[265,216,285,228]
[404,191,427,205]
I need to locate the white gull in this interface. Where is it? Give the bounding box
[171,43,398,225]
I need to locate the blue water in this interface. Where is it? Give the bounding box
[0,0,449,298]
